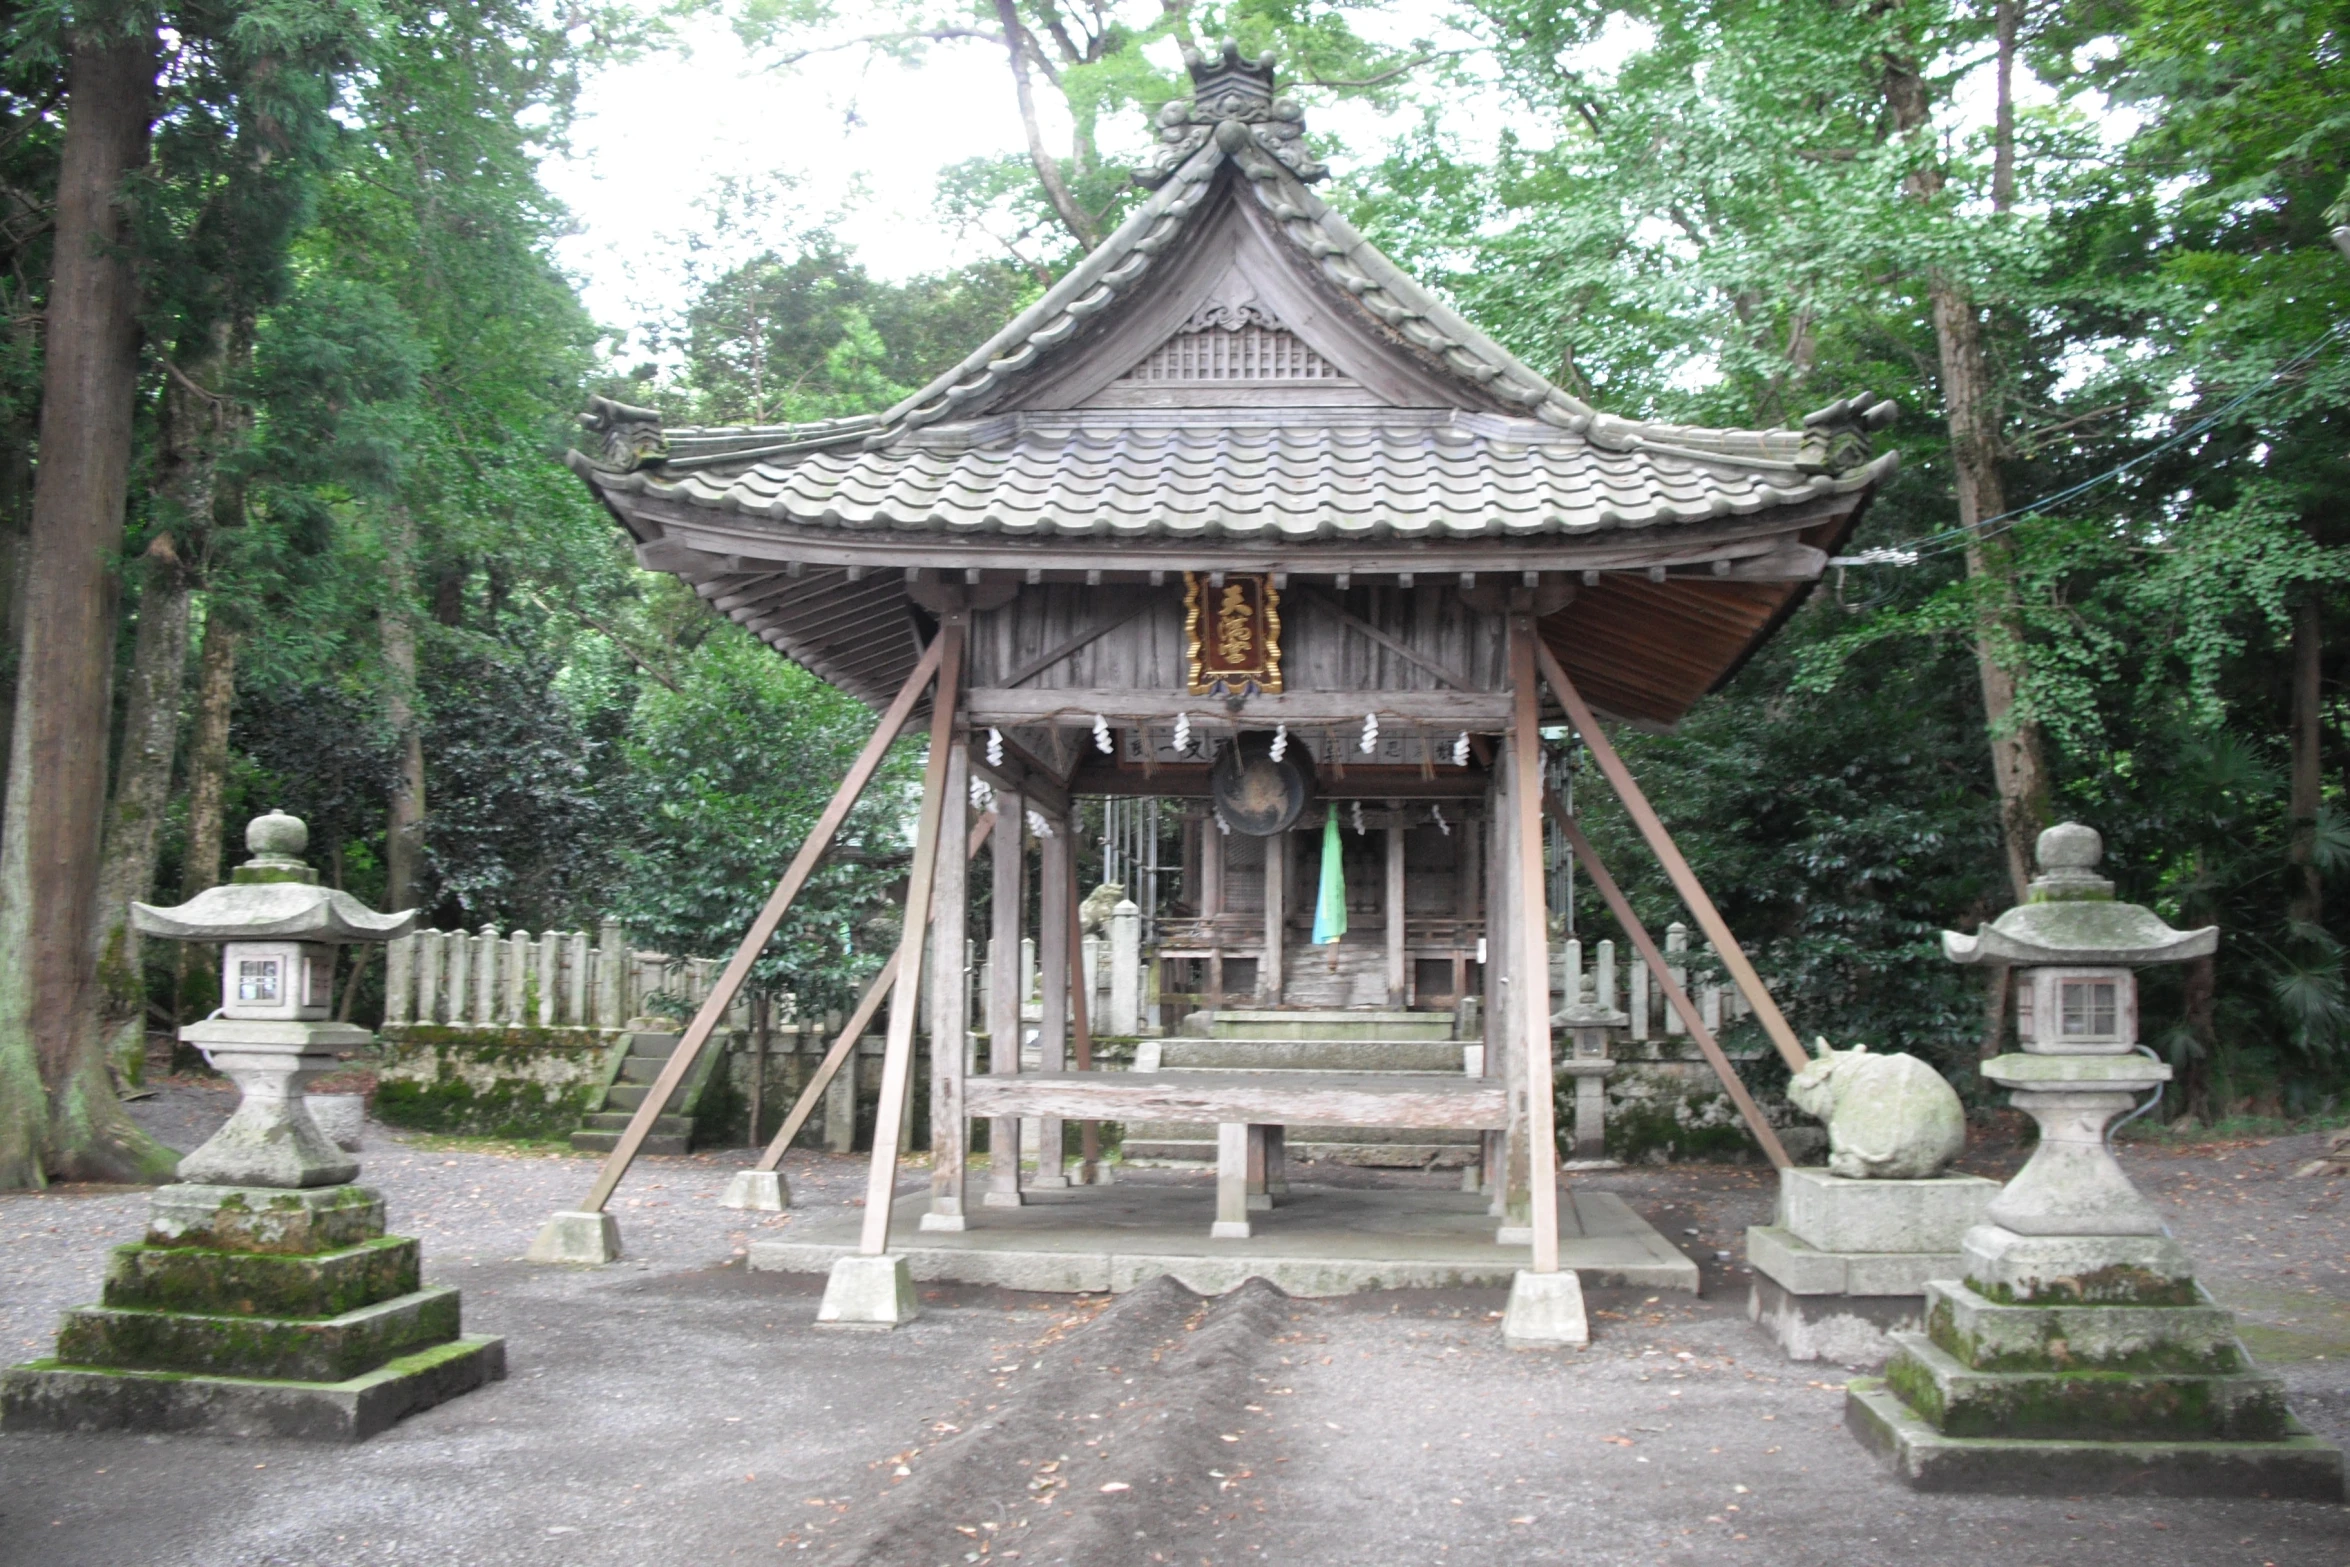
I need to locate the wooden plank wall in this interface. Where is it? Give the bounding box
[966,582,1509,696]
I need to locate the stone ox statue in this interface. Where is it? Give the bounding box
[1787,1039,1965,1181]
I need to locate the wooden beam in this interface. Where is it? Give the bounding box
[1508,617,1563,1275]
[985,785,1025,1208]
[1552,809,1792,1170]
[1531,639,1811,1075]
[1385,822,1407,1007]
[1066,830,1100,1182]
[1033,823,1071,1189]
[969,689,1514,727]
[859,616,967,1255]
[926,735,972,1225]
[752,791,990,1183]
[963,1070,1509,1126]
[578,634,945,1214]
[1262,829,1286,1005]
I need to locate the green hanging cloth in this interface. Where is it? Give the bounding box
[1312,812,1348,945]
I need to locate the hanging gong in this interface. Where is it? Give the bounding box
[1210,731,1317,837]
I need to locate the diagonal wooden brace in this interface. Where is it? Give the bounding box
[859,617,968,1255]
[576,636,946,1214]
[752,810,995,1173]
[1531,638,1811,1075]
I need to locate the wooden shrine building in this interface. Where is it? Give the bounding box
[560,43,1896,1312]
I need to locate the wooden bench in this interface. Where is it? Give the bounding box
[962,1071,1507,1238]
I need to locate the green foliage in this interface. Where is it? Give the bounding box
[612,622,919,1015]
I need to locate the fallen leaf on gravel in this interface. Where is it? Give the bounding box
[1602,1436,1635,1446]
[1100,1482,1130,1493]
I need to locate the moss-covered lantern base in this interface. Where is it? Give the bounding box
[1,1183,503,1443]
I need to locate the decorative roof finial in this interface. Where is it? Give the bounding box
[1137,40,1328,189]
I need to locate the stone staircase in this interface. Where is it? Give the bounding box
[569,1030,711,1156]
[1121,1008,1481,1168]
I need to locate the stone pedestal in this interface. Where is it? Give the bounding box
[1501,1269,1589,1348]
[1849,1048,2343,1497]
[719,1170,790,1212]
[1746,1167,1999,1366]
[3,1184,503,1442]
[817,1254,919,1329]
[177,1018,372,1188]
[526,1209,622,1264]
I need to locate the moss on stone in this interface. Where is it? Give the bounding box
[373,1075,597,1140]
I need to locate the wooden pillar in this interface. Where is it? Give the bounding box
[925,737,972,1229]
[985,786,1026,1207]
[1031,820,1071,1189]
[1202,812,1225,916]
[1385,819,1407,1008]
[1261,829,1286,1005]
[1489,759,1524,1223]
[1509,616,1562,1274]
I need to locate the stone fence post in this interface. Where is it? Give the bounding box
[1107,898,1140,1035]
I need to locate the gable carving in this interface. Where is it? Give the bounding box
[1118,302,1344,384]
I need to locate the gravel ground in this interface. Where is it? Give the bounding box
[1,1084,2346,1567]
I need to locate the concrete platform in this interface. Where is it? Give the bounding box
[748,1181,1698,1297]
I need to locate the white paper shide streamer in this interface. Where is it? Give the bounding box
[1350,801,1367,835]
[1269,723,1288,762]
[1430,804,1450,837]
[1173,712,1191,754]
[969,777,994,812]
[1213,809,1232,836]
[1454,731,1471,767]
[1026,808,1053,840]
[1359,712,1379,754]
[1092,713,1113,754]
[986,727,1005,768]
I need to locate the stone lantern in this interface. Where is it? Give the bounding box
[1847,822,2343,1498]
[131,810,413,1186]
[1551,972,1623,1164]
[0,813,506,1442]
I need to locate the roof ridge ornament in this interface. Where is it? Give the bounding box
[580,394,668,472]
[1137,39,1328,190]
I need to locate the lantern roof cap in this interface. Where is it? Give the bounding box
[1942,822,2215,967]
[130,813,417,945]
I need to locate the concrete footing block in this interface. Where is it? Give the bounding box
[816,1254,918,1329]
[525,1210,620,1265]
[1503,1269,1589,1348]
[719,1171,790,1212]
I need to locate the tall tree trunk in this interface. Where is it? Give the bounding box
[382,506,425,912]
[992,0,1101,249]
[92,537,191,1085]
[179,612,239,900]
[2289,595,2324,925]
[0,27,175,1187]
[1886,51,2052,906]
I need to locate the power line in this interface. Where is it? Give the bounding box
[1834,321,2350,569]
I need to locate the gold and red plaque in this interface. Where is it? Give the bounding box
[1184,572,1283,695]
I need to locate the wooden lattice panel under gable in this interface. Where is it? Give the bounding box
[1118,303,1345,384]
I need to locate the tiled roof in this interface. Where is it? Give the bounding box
[568,44,1897,542]
[586,409,1886,541]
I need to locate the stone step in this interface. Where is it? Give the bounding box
[101,1237,420,1320]
[615,1059,670,1085]
[1155,1039,1466,1072]
[1846,1378,2346,1501]
[55,1287,463,1384]
[573,1132,690,1160]
[1883,1330,2290,1442]
[603,1082,686,1112]
[1925,1280,2247,1375]
[1181,1008,1455,1042]
[577,1110,691,1132]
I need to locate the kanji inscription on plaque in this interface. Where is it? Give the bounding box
[1184,572,1283,695]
